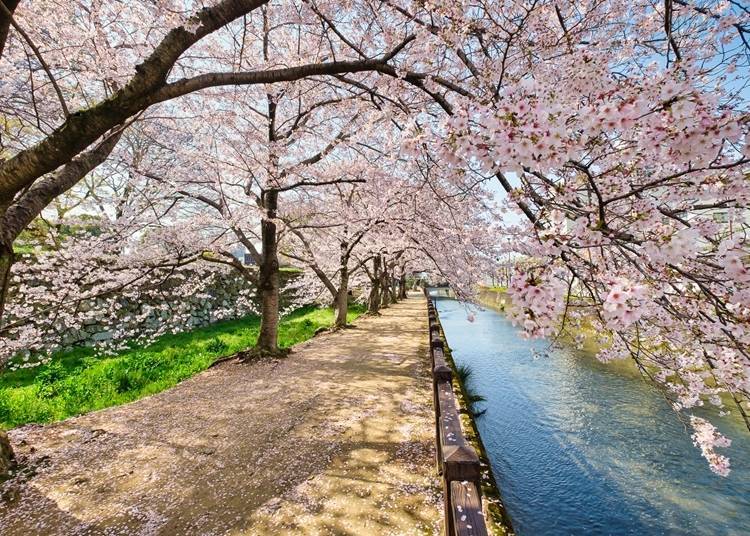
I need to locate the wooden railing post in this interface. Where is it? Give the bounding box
[450,481,486,536]
[426,299,489,536]
[433,346,451,474]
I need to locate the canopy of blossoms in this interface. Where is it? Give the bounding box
[0,0,747,475]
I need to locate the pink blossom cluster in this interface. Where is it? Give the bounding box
[602,280,650,329]
[690,416,732,477]
[507,270,566,338]
[0,0,747,476]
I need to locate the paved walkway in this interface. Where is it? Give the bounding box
[0,295,441,535]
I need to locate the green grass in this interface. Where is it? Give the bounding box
[12,243,35,255]
[0,304,364,429]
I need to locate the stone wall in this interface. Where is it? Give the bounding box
[64,269,303,351]
[477,286,508,312]
[60,271,253,349]
[5,266,302,364]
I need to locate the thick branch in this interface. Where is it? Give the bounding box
[0,0,269,205]
[0,0,20,59]
[0,125,125,246]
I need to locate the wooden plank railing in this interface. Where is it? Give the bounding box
[426,295,490,536]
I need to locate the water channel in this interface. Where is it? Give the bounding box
[433,296,750,535]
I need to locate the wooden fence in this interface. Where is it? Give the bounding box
[426,296,490,536]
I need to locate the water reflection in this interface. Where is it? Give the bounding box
[434,297,750,536]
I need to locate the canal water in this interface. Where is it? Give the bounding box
[433,297,750,536]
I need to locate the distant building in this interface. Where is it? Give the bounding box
[230,245,258,266]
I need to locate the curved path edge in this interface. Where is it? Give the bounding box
[0,295,441,535]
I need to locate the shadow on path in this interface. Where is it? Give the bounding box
[0,295,441,535]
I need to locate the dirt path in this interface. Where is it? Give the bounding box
[0,295,441,535]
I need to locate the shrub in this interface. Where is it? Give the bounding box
[34,361,67,399]
[204,338,228,354]
[455,363,486,417]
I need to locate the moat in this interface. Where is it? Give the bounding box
[435,297,750,536]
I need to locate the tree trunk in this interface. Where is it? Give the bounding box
[0,429,14,479]
[0,1,21,61]
[0,243,14,475]
[379,261,390,308]
[333,248,349,328]
[0,241,13,334]
[257,190,280,353]
[378,280,388,307]
[399,275,407,299]
[380,269,396,306]
[333,283,349,328]
[367,256,381,314]
[367,280,380,314]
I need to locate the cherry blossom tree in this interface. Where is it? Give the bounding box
[124,86,398,350]
[1,0,748,477]
[279,132,423,325]
[281,174,390,328]
[0,0,440,327]
[392,0,750,474]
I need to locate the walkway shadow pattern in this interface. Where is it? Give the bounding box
[0,295,442,535]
